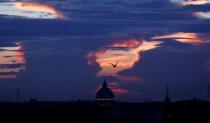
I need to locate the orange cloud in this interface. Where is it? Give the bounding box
[152,32,209,45]
[170,0,210,20]
[193,12,210,19]
[14,2,65,19]
[111,40,142,48]
[0,66,25,73]
[0,1,66,19]
[114,74,141,82]
[0,42,26,80]
[171,0,210,6]
[0,75,17,79]
[0,45,26,65]
[87,39,161,81]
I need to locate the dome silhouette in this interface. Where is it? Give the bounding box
[96,79,114,100]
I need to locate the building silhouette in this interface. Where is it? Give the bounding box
[95,78,115,106]
[0,82,209,123]
[164,86,174,123]
[165,86,171,103]
[96,78,114,101]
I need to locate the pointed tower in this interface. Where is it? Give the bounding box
[16,89,20,102]
[165,86,171,103]
[164,86,174,123]
[95,78,114,101]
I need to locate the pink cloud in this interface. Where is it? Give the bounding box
[86,39,161,82]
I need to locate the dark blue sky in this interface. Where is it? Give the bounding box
[0,0,210,102]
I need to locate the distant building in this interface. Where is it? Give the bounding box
[165,86,171,103]
[164,86,174,123]
[95,78,114,102]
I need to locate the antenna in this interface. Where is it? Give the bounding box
[165,85,171,102]
[103,77,106,82]
[166,85,169,97]
[103,77,107,87]
[16,89,20,102]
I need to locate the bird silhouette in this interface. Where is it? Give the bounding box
[109,60,119,68]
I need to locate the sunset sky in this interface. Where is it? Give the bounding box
[0,0,210,102]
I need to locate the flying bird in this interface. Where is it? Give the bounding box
[109,60,119,68]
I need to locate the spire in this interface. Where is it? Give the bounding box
[165,85,171,103]
[103,77,107,87]
[166,86,169,97]
[96,77,114,101]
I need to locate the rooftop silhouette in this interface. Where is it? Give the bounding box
[96,78,114,101]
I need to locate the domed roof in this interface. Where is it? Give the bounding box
[96,79,114,100]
